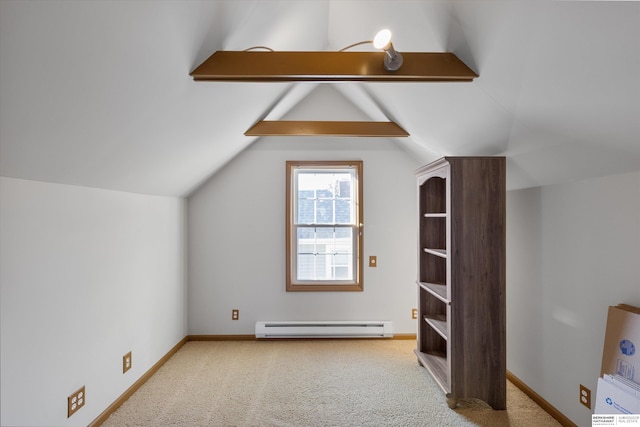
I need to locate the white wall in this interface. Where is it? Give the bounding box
[188,137,423,335]
[506,170,640,427]
[0,177,187,427]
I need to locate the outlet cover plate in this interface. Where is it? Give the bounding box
[123,351,132,374]
[67,386,85,418]
[580,384,591,409]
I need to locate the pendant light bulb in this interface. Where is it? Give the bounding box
[373,29,392,50]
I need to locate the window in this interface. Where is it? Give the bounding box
[286,161,363,291]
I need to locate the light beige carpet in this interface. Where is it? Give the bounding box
[102,340,561,426]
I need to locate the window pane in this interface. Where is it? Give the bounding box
[295,171,354,225]
[297,253,319,281]
[297,191,315,224]
[315,227,333,241]
[334,227,352,241]
[295,226,353,281]
[316,197,333,224]
[297,227,314,239]
[334,266,350,280]
[335,199,351,224]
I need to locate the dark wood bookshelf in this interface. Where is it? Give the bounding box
[415,157,506,410]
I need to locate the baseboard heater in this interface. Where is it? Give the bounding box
[255,321,393,339]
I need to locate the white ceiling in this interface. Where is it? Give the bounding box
[1,0,639,197]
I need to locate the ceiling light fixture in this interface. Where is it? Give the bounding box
[373,29,403,72]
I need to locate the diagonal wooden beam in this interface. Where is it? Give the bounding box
[191,51,477,82]
[244,121,409,137]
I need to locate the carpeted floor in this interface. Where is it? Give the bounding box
[101,340,561,426]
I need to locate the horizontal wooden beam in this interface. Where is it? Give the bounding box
[244,121,409,137]
[190,51,477,82]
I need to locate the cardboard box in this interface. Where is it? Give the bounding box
[594,375,640,414]
[601,304,640,384]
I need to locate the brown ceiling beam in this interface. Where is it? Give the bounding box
[190,51,477,82]
[244,121,409,137]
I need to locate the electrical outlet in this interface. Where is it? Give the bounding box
[580,384,591,409]
[369,256,377,267]
[412,308,418,319]
[67,386,85,418]
[232,309,239,320]
[123,351,132,374]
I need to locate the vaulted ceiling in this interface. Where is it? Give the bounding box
[1,1,639,196]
